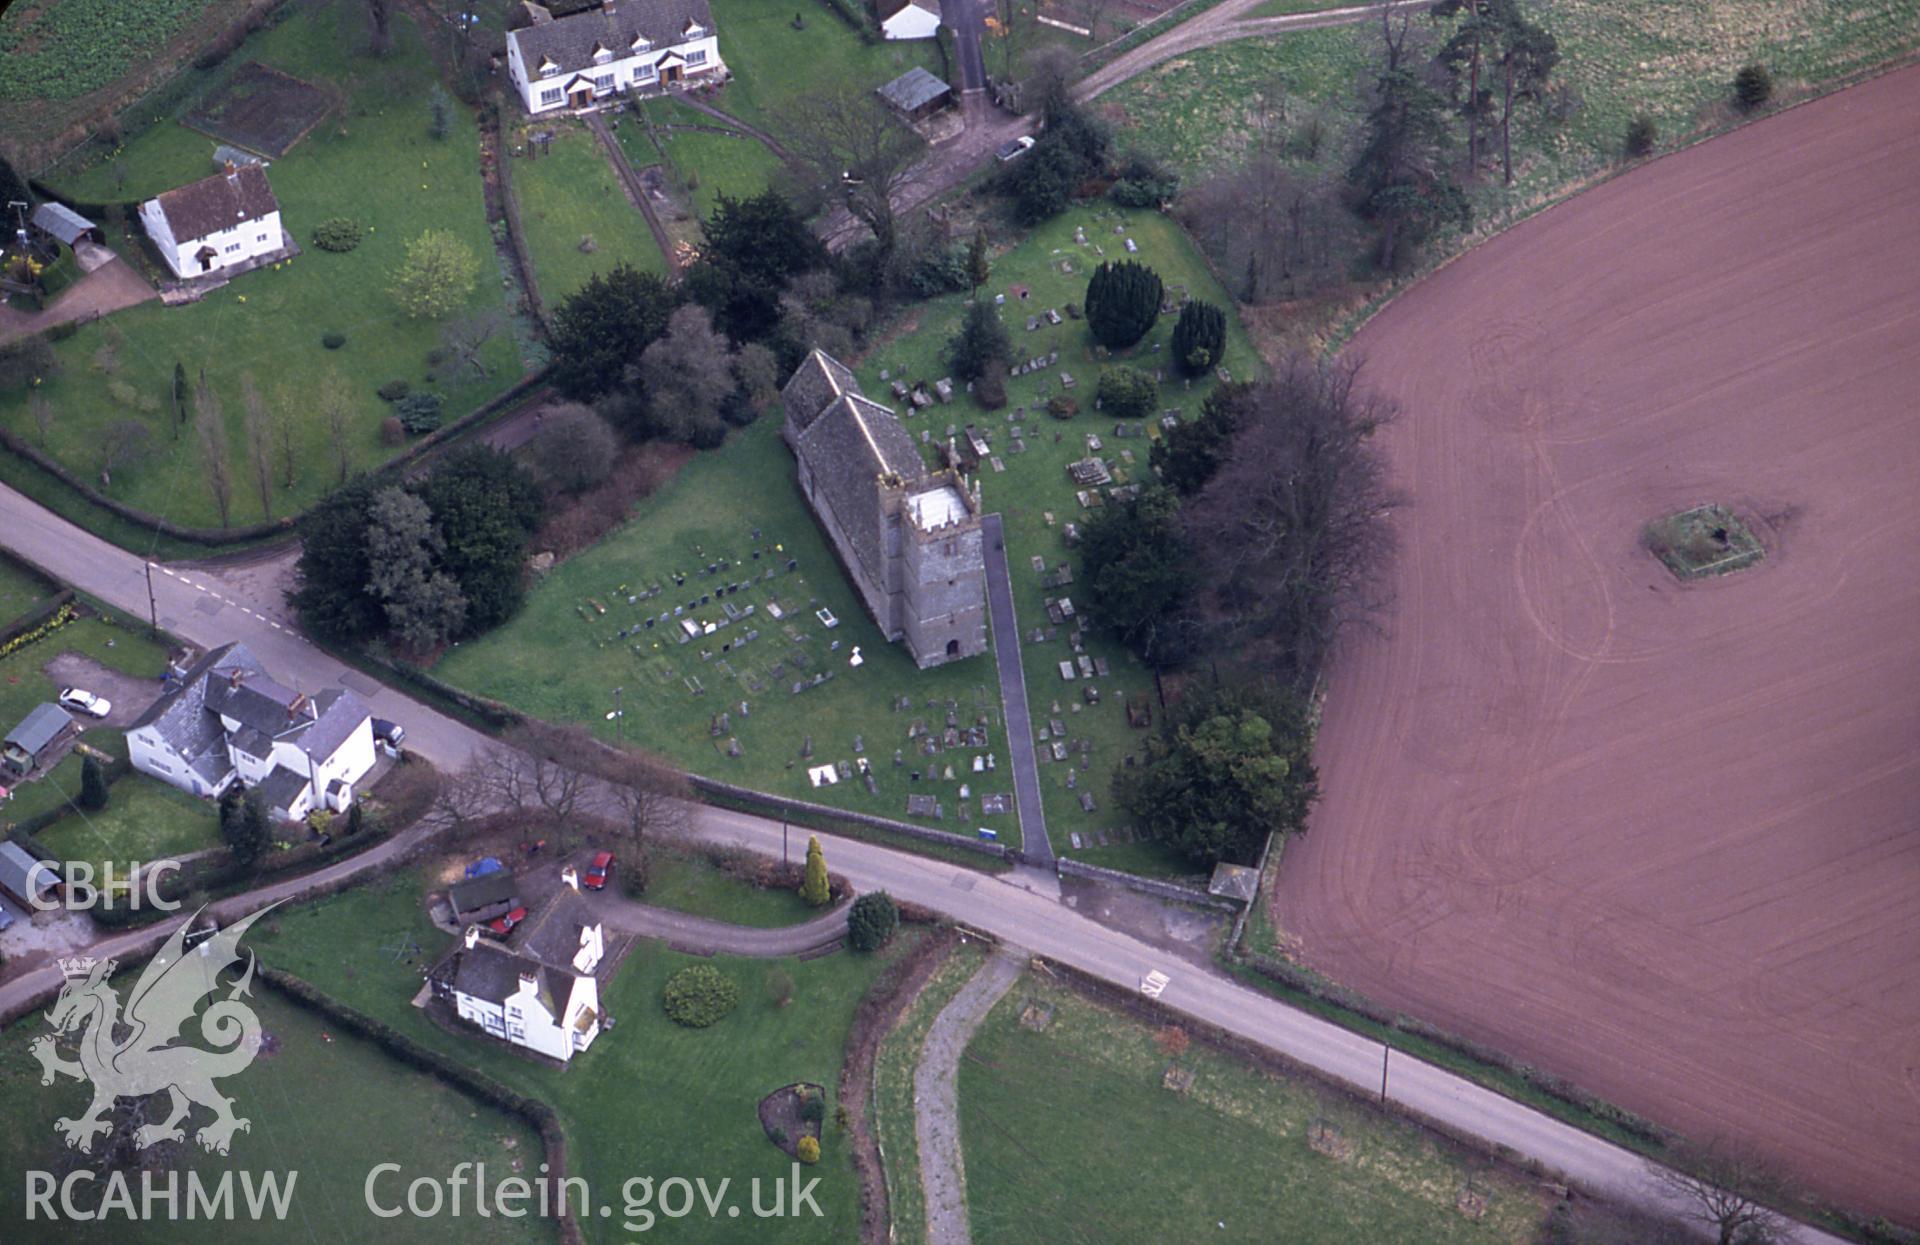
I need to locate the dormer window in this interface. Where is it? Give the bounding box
[682,20,704,37]
[629,33,651,52]
[539,56,560,77]
[591,43,612,64]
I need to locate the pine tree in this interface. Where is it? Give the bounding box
[799,835,831,907]
[79,756,110,811]
[1084,260,1163,350]
[1170,301,1226,376]
[966,229,991,296]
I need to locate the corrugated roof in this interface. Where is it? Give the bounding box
[0,841,57,901]
[30,202,96,245]
[4,704,73,757]
[877,66,951,114]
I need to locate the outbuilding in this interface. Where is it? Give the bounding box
[876,66,953,121]
[3,703,76,777]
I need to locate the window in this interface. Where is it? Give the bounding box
[540,86,563,105]
[630,35,651,52]
[594,73,614,93]
[224,243,241,253]
[634,61,656,81]
[684,23,704,37]
[685,49,707,67]
[256,233,267,243]
[592,45,612,65]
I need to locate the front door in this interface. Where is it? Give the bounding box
[569,84,594,108]
[662,64,682,84]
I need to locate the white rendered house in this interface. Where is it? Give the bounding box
[505,0,723,115]
[879,0,942,40]
[431,870,605,1063]
[126,643,375,820]
[138,165,284,280]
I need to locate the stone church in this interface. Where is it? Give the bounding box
[780,350,988,669]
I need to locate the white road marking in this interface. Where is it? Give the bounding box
[1140,969,1170,998]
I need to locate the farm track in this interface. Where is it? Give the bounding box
[1278,63,1920,1223]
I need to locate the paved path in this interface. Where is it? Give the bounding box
[978,514,1052,862]
[0,256,157,347]
[0,477,1850,1245]
[915,945,1024,1245]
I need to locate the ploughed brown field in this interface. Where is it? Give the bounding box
[1279,65,1920,1221]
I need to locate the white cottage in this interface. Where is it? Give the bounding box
[430,870,605,1064]
[126,643,376,821]
[138,165,284,280]
[505,0,723,115]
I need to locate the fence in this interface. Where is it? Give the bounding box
[1054,856,1237,910]
[688,774,1016,863]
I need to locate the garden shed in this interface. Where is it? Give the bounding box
[877,66,952,121]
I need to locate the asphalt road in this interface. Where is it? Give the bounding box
[0,483,1846,1242]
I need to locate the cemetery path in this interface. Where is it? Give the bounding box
[980,514,1054,862]
[915,945,1025,1245]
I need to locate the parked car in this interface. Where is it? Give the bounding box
[995,135,1036,162]
[371,718,405,756]
[485,906,529,937]
[57,688,111,719]
[584,851,614,891]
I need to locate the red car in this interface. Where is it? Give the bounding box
[485,906,529,937]
[583,852,614,891]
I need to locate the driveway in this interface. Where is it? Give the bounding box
[0,256,157,347]
[42,650,171,730]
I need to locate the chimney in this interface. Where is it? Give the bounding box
[603,0,615,12]
[561,865,580,891]
[224,159,238,183]
[228,668,244,689]
[463,925,481,949]
[517,971,539,995]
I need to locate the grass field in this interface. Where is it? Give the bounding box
[35,770,224,879]
[698,0,943,137]
[643,844,823,927]
[871,938,986,1245]
[507,118,668,302]
[250,869,923,1242]
[638,95,785,222]
[0,556,54,627]
[959,975,1549,1244]
[435,415,1025,852]
[12,0,525,535]
[0,984,546,1243]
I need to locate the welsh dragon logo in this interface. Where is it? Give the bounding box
[30,904,278,1156]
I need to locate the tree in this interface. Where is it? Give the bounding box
[999,92,1110,225]
[799,835,830,907]
[779,85,923,258]
[966,229,991,296]
[428,85,451,141]
[390,229,477,320]
[684,190,827,343]
[365,486,468,651]
[531,402,618,493]
[271,384,298,488]
[1489,0,1559,184]
[1152,383,1248,497]
[0,335,58,393]
[1433,0,1499,177]
[1184,357,1399,688]
[549,264,676,401]
[419,444,543,635]
[440,310,504,379]
[1095,366,1157,420]
[79,756,110,812]
[1114,682,1317,866]
[363,0,393,56]
[1171,300,1226,376]
[1079,486,1193,667]
[28,392,53,446]
[171,361,189,433]
[240,373,273,518]
[597,746,691,850]
[1733,63,1772,111]
[846,891,899,951]
[1348,5,1468,269]
[498,722,595,835]
[637,304,743,447]
[221,788,272,868]
[1647,1143,1788,1245]
[292,476,384,642]
[1084,260,1163,350]
[98,420,151,487]
[945,299,1011,385]
[318,369,355,484]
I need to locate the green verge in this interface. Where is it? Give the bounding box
[643,842,824,927]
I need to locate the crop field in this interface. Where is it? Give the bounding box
[0,0,221,104]
[10,0,527,534]
[1281,67,1920,1223]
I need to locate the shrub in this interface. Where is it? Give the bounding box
[80,756,110,812]
[377,379,412,402]
[322,332,346,350]
[1734,64,1773,111]
[1624,114,1658,158]
[662,964,740,1027]
[1047,394,1079,419]
[48,321,79,342]
[379,416,406,446]
[1084,260,1163,350]
[795,1136,820,1165]
[1109,154,1179,208]
[1095,368,1157,421]
[799,835,831,907]
[945,299,1011,385]
[975,367,1007,410]
[909,246,971,299]
[846,891,898,952]
[797,1089,827,1124]
[1170,300,1226,376]
[396,392,446,435]
[312,218,364,253]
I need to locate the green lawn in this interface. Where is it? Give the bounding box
[872,938,986,1245]
[13,0,527,536]
[508,118,667,303]
[638,96,786,221]
[435,414,1024,851]
[35,771,224,880]
[0,984,546,1243]
[0,555,53,628]
[250,869,923,1242]
[850,206,1255,868]
[959,975,1549,1244]
[643,844,824,927]
[702,0,943,135]
[1247,0,1348,14]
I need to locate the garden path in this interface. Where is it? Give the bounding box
[914,944,1024,1245]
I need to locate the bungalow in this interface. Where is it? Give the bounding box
[429,867,606,1064]
[3,704,77,777]
[126,643,375,821]
[138,164,284,280]
[878,0,941,40]
[505,0,723,115]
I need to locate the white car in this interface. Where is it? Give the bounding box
[58,688,111,719]
[995,136,1036,162]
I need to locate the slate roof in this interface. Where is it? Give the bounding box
[442,939,574,1011]
[877,66,951,114]
[204,668,307,737]
[254,765,311,816]
[510,0,714,77]
[0,842,57,902]
[781,348,857,436]
[30,202,96,246]
[147,165,279,244]
[795,391,925,584]
[294,687,371,764]
[511,888,599,967]
[878,0,940,20]
[450,871,520,918]
[4,704,73,758]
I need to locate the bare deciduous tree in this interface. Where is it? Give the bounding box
[240,373,273,518]
[318,369,354,484]
[1184,357,1400,688]
[98,419,151,486]
[441,310,505,379]
[270,385,297,488]
[779,85,923,258]
[193,377,232,525]
[29,391,54,446]
[1647,1144,1790,1245]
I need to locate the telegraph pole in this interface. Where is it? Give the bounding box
[612,686,623,741]
[144,562,159,637]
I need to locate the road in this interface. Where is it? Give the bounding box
[0,479,1845,1243]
